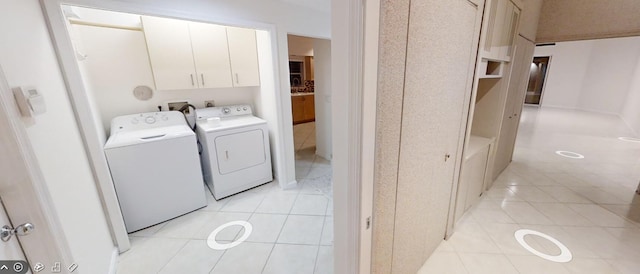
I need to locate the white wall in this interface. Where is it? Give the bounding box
[313,39,332,160]
[288,34,315,56]
[0,0,116,273]
[74,22,259,135]
[534,42,592,109]
[534,36,640,114]
[621,55,640,135]
[54,0,329,190]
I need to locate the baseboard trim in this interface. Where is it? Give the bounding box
[281,179,299,190]
[108,247,119,274]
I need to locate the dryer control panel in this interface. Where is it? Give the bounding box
[196,104,253,120]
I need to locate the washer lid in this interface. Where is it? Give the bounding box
[196,116,266,132]
[104,125,194,149]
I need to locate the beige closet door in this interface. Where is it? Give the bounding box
[494,36,535,176]
[391,1,483,273]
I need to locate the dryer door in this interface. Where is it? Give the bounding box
[214,129,266,174]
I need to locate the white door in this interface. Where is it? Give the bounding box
[0,68,74,272]
[226,27,260,87]
[189,22,234,88]
[0,200,27,263]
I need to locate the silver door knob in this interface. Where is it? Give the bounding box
[1,223,34,242]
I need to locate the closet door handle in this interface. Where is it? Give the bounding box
[190,74,195,86]
[201,74,205,86]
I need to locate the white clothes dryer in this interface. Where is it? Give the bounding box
[104,111,206,232]
[195,105,273,200]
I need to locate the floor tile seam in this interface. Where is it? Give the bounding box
[528,202,597,227]
[155,238,191,273]
[449,250,472,274]
[472,216,513,255]
[311,234,323,274]
[566,203,633,226]
[273,208,294,247]
[458,251,522,273]
[259,242,278,274]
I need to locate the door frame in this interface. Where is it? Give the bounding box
[41,0,376,272]
[0,66,75,272]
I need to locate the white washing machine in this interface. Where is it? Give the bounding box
[104,111,207,233]
[196,105,273,200]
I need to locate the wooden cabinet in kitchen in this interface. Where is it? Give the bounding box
[291,94,315,124]
[142,16,260,90]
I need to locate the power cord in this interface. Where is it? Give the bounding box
[177,104,197,132]
[176,103,203,154]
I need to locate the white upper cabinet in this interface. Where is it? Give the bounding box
[227,27,261,87]
[142,17,260,90]
[189,22,233,88]
[480,0,520,62]
[142,16,198,90]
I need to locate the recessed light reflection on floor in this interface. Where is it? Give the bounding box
[207,221,253,250]
[514,229,572,263]
[618,137,640,143]
[555,150,585,159]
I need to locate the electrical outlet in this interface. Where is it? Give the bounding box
[204,100,215,107]
[168,101,190,114]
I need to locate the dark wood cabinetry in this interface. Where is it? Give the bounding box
[291,94,315,124]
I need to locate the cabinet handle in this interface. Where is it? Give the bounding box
[225,150,229,160]
[201,74,205,86]
[190,74,195,86]
[235,73,239,84]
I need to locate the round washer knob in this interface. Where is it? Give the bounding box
[237,107,241,111]
[223,108,231,114]
[145,116,156,124]
[243,107,248,111]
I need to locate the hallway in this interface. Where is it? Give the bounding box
[419,106,640,273]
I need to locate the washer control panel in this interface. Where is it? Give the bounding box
[110,111,185,134]
[196,104,253,120]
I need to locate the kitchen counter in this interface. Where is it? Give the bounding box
[291,92,315,97]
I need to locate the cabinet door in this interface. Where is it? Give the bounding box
[494,36,534,177]
[303,95,315,121]
[291,96,305,124]
[227,27,260,87]
[142,16,198,90]
[483,0,507,60]
[189,22,233,88]
[500,1,520,61]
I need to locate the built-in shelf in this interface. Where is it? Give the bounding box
[465,135,495,160]
[479,59,503,78]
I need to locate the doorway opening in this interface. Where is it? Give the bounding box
[286,34,332,188]
[525,56,550,105]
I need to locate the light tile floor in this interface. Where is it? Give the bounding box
[419,106,640,274]
[117,122,333,274]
